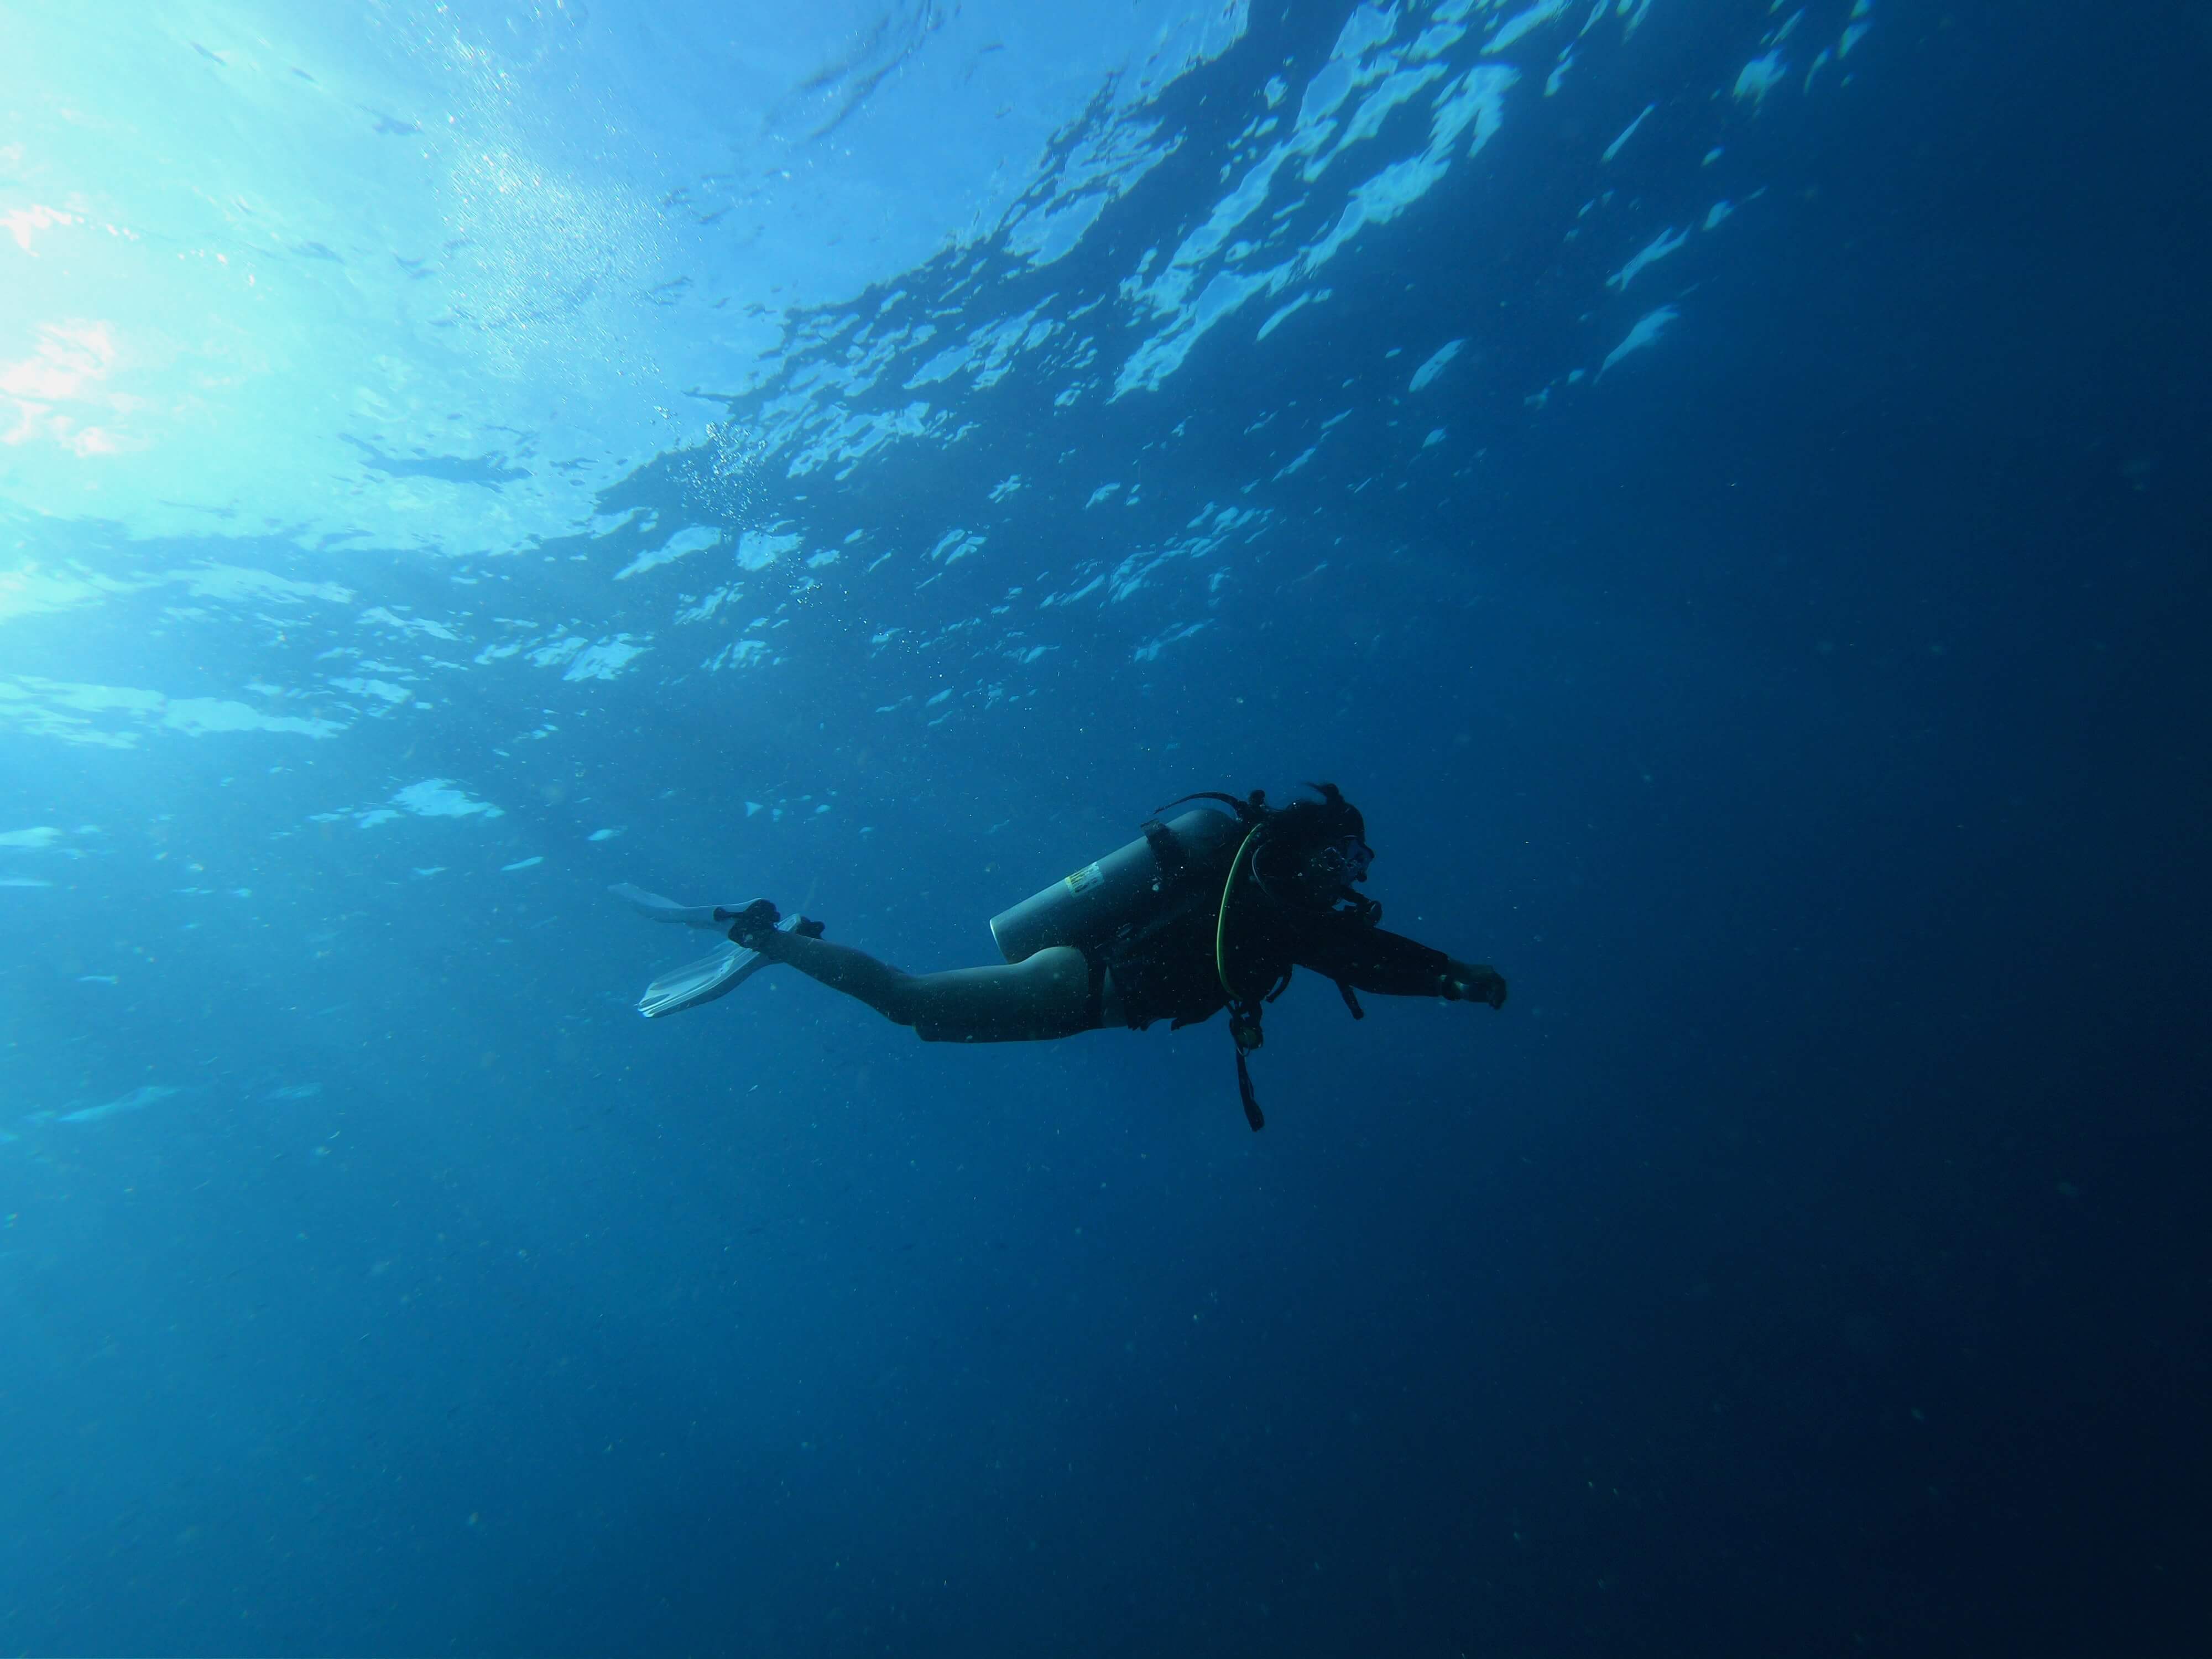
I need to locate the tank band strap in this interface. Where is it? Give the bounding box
[1140,816,1187,883]
[1154,789,1267,825]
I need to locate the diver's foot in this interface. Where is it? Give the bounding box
[714,898,780,948]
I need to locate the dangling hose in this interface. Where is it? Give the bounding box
[1214,822,1266,1006]
[1214,823,1269,1131]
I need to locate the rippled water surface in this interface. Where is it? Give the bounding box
[3,3,2205,1653]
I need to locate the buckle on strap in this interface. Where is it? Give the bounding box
[1140,816,1187,883]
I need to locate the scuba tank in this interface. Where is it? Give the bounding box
[989,807,1244,963]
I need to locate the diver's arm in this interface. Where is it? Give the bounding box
[1293,915,1507,1008]
[1440,961,1507,1009]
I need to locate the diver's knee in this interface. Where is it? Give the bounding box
[878,975,924,1027]
[1027,945,1089,993]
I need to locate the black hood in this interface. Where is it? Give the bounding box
[1249,782,1370,910]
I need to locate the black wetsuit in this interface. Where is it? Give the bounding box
[1101,853,1453,1030]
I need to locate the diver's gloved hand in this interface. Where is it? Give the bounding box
[1442,961,1507,1009]
[714,898,780,948]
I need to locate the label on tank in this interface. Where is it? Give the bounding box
[1063,862,1103,893]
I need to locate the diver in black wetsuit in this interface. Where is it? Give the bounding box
[625,784,1505,1129]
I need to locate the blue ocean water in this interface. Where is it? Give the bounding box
[3,1,2206,1652]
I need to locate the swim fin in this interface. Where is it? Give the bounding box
[615,883,823,1018]
[611,883,752,930]
[634,938,770,1018]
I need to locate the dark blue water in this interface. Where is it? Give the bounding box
[2,2,2206,1653]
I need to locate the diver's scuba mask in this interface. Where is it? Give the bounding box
[1284,832,1379,923]
[1308,836,1374,891]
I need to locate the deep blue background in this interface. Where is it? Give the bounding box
[2,2,2206,1654]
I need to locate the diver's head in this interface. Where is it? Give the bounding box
[1254,782,1374,912]
[1299,831,1374,896]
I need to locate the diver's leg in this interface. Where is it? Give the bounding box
[746,930,917,1020]
[749,931,1098,1043]
[900,948,1098,1043]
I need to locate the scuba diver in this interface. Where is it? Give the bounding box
[614,784,1506,1130]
